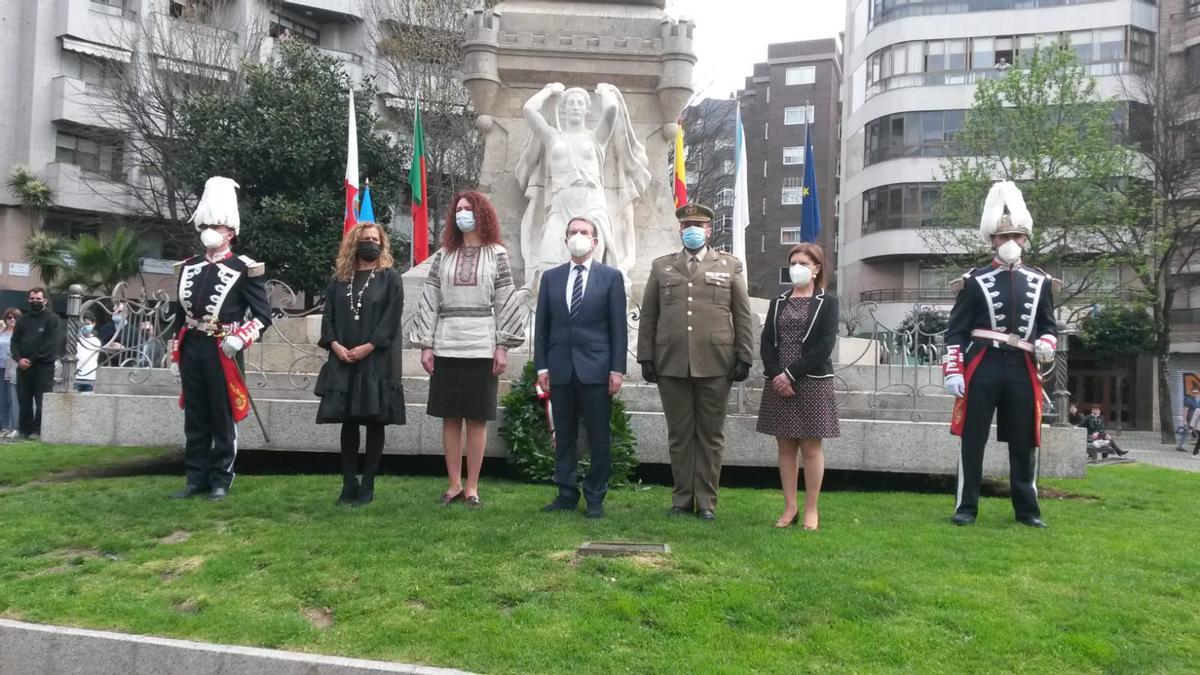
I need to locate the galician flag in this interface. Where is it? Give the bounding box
[801,124,822,242]
[730,103,749,280]
[409,98,429,265]
[673,121,687,208]
[343,89,359,234]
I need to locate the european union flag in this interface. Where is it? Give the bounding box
[801,127,821,243]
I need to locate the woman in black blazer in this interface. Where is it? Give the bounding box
[757,243,840,530]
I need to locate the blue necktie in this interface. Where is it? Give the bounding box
[570,264,585,319]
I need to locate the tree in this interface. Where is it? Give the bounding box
[6,164,55,233]
[176,39,406,296]
[679,98,737,208]
[1112,40,1200,442]
[1077,305,1157,430]
[79,0,265,253]
[365,0,491,256]
[23,227,148,294]
[931,44,1142,308]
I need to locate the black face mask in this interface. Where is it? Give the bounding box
[29,301,45,313]
[356,241,381,262]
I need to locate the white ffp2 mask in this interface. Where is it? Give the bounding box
[789,264,813,287]
[200,228,226,249]
[566,233,594,258]
[997,240,1022,265]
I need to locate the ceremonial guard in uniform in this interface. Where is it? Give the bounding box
[942,181,1057,528]
[638,203,755,520]
[169,177,273,501]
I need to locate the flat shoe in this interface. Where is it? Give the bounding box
[439,490,464,505]
[774,514,799,528]
[465,495,481,509]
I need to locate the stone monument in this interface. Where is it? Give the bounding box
[458,0,695,296]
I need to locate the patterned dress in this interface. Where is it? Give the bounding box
[756,297,840,439]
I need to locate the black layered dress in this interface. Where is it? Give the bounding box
[314,267,406,425]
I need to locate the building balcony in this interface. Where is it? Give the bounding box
[280,0,362,21]
[148,12,238,72]
[43,161,136,215]
[842,227,964,265]
[56,0,138,49]
[50,76,124,130]
[319,46,365,82]
[860,288,957,304]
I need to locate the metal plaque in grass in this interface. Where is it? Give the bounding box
[577,541,670,557]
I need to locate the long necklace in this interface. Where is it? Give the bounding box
[347,268,377,321]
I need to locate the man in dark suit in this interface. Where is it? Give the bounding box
[535,216,628,518]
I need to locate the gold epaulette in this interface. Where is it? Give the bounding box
[239,255,266,278]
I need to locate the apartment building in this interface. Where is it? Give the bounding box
[737,39,843,299]
[0,0,372,308]
[839,0,1163,428]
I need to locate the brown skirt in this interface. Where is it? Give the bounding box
[426,356,498,421]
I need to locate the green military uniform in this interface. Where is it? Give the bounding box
[637,204,755,513]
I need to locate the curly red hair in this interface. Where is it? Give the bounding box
[441,191,503,251]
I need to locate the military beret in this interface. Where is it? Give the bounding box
[675,202,714,223]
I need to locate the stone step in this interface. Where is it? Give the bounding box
[41,393,1088,478]
[95,368,957,422]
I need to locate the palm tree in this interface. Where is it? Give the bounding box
[57,227,148,294]
[6,164,54,233]
[24,231,65,286]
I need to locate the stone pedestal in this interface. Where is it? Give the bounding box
[416,0,694,297]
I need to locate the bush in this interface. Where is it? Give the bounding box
[500,361,638,486]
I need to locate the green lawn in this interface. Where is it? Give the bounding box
[0,442,1196,673]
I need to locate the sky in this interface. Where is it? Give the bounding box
[665,0,847,101]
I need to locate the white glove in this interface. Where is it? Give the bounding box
[221,334,245,358]
[1034,339,1055,364]
[944,374,965,398]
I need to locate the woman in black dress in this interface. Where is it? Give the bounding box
[315,222,406,506]
[758,243,839,530]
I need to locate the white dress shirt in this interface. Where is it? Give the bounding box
[565,257,593,310]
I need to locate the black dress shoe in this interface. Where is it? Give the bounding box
[208,487,228,501]
[584,503,605,519]
[697,509,716,521]
[542,498,578,513]
[1017,516,1048,529]
[353,487,374,507]
[336,478,359,506]
[951,512,976,526]
[170,485,207,499]
[667,506,690,517]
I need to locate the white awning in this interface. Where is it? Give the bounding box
[61,36,132,63]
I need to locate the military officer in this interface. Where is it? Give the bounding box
[168,177,273,501]
[942,181,1057,528]
[637,203,754,520]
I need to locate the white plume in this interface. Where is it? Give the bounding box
[190,176,241,233]
[978,180,1032,243]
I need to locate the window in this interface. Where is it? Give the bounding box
[779,267,793,285]
[270,15,320,44]
[169,0,216,22]
[764,122,768,140]
[919,267,959,300]
[42,214,100,241]
[55,131,124,181]
[863,110,967,166]
[783,146,804,165]
[722,159,734,175]
[780,227,803,245]
[61,51,123,90]
[1061,266,1119,295]
[1187,46,1200,89]
[862,182,941,233]
[784,106,814,125]
[785,66,815,86]
[717,188,734,208]
[782,176,804,205]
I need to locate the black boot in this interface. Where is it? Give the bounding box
[353,478,374,507]
[336,478,359,506]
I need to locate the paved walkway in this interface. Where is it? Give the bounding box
[1110,441,1200,473]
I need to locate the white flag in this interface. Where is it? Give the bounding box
[731,104,749,281]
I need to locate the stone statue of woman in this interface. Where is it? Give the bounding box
[515,82,651,292]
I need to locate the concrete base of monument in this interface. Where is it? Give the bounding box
[41,392,1086,478]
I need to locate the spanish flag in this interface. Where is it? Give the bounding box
[673,122,687,208]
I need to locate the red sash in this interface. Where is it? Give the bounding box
[175,329,251,423]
